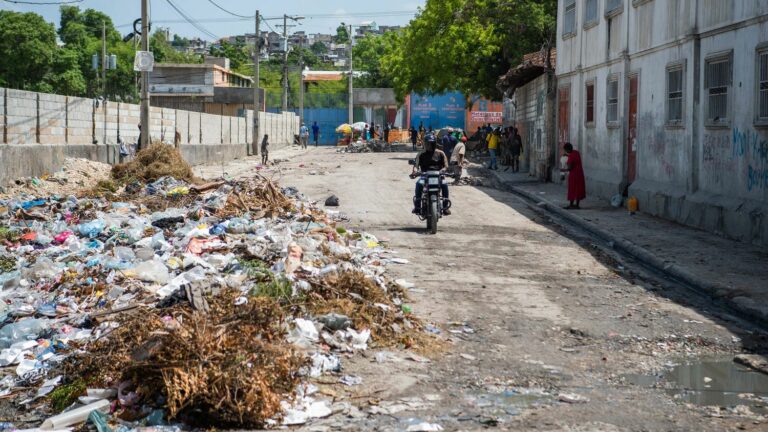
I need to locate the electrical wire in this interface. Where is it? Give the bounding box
[164,0,219,40]
[117,10,418,28]
[205,0,253,19]
[2,0,82,4]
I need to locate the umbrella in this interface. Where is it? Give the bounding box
[351,122,368,132]
[336,124,352,134]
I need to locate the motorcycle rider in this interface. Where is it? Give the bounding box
[411,134,451,215]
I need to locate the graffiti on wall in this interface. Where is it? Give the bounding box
[703,127,768,192]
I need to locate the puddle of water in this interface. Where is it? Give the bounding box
[624,358,768,412]
[465,388,553,418]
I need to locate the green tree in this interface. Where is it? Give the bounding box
[42,48,87,95]
[0,11,57,90]
[383,0,556,101]
[334,23,350,44]
[151,30,202,64]
[352,33,398,88]
[210,41,251,70]
[310,41,328,55]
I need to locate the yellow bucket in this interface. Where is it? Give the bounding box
[627,197,639,213]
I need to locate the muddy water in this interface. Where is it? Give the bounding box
[625,357,768,412]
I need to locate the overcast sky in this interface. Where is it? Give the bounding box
[2,0,424,40]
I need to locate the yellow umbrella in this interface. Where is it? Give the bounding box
[336,124,352,134]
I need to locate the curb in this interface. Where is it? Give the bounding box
[487,172,768,328]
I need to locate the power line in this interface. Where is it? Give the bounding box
[164,0,219,40]
[2,0,83,4]
[117,10,418,28]
[205,0,253,19]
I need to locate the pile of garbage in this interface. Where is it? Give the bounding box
[0,170,426,429]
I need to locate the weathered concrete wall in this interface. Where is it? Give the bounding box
[513,73,553,180]
[557,0,768,246]
[0,87,299,186]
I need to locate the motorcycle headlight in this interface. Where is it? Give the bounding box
[428,177,440,186]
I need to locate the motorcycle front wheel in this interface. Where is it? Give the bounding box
[428,197,439,234]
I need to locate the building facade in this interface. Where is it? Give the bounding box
[556,0,768,245]
[149,57,259,117]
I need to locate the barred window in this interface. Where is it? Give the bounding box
[586,82,595,124]
[563,0,576,36]
[759,49,768,121]
[585,0,598,26]
[667,66,684,123]
[705,56,732,124]
[607,77,619,123]
[606,0,622,14]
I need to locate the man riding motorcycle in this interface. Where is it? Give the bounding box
[411,134,451,215]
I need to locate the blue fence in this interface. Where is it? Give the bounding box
[268,107,362,146]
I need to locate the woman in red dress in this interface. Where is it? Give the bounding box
[562,143,586,209]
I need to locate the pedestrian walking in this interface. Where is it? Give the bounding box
[383,123,390,143]
[410,126,418,150]
[299,123,309,149]
[365,124,371,141]
[261,134,269,165]
[312,121,320,146]
[561,143,587,209]
[487,128,500,170]
[375,124,382,141]
[508,128,523,172]
[451,136,466,184]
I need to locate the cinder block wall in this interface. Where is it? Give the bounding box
[0,87,299,186]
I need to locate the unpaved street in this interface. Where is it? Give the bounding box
[243,148,768,431]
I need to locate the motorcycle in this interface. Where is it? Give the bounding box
[409,160,451,234]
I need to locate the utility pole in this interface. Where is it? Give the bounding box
[140,0,150,151]
[253,10,260,156]
[102,21,107,149]
[282,14,289,112]
[298,53,304,125]
[348,24,354,125]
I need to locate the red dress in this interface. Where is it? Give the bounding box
[567,150,587,201]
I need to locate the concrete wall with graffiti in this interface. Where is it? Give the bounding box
[557,0,768,245]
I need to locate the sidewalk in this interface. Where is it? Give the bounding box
[487,167,768,325]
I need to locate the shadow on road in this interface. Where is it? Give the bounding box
[463,166,768,354]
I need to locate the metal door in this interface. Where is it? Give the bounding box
[557,86,570,160]
[627,76,638,184]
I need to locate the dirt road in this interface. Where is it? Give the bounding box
[231,148,768,431]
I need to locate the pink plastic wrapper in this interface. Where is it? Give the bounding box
[54,231,74,244]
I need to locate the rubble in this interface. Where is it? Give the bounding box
[0,164,430,428]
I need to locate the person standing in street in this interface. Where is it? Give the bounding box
[312,121,320,146]
[383,123,390,143]
[508,128,523,173]
[410,126,418,150]
[487,128,500,170]
[299,123,309,149]
[451,135,466,184]
[561,143,587,209]
[261,134,270,165]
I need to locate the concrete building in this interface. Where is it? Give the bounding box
[555,0,768,246]
[149,57,261,117]
[499,49,557,180]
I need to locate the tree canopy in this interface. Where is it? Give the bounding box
[383,0,556,101]
[352,33,398,88]
[0,11,57,90]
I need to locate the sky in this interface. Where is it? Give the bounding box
[1,0,425,40]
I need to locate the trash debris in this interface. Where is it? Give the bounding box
[557,392,589,404]
[339,375,363,386]
[406,422,444,431]
[325,195,340,207]
[0,163,431,429]
[111,143,194,183]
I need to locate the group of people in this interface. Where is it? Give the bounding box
[299,122,322,148]
[363,122,394,142]
[476,124,523,172]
